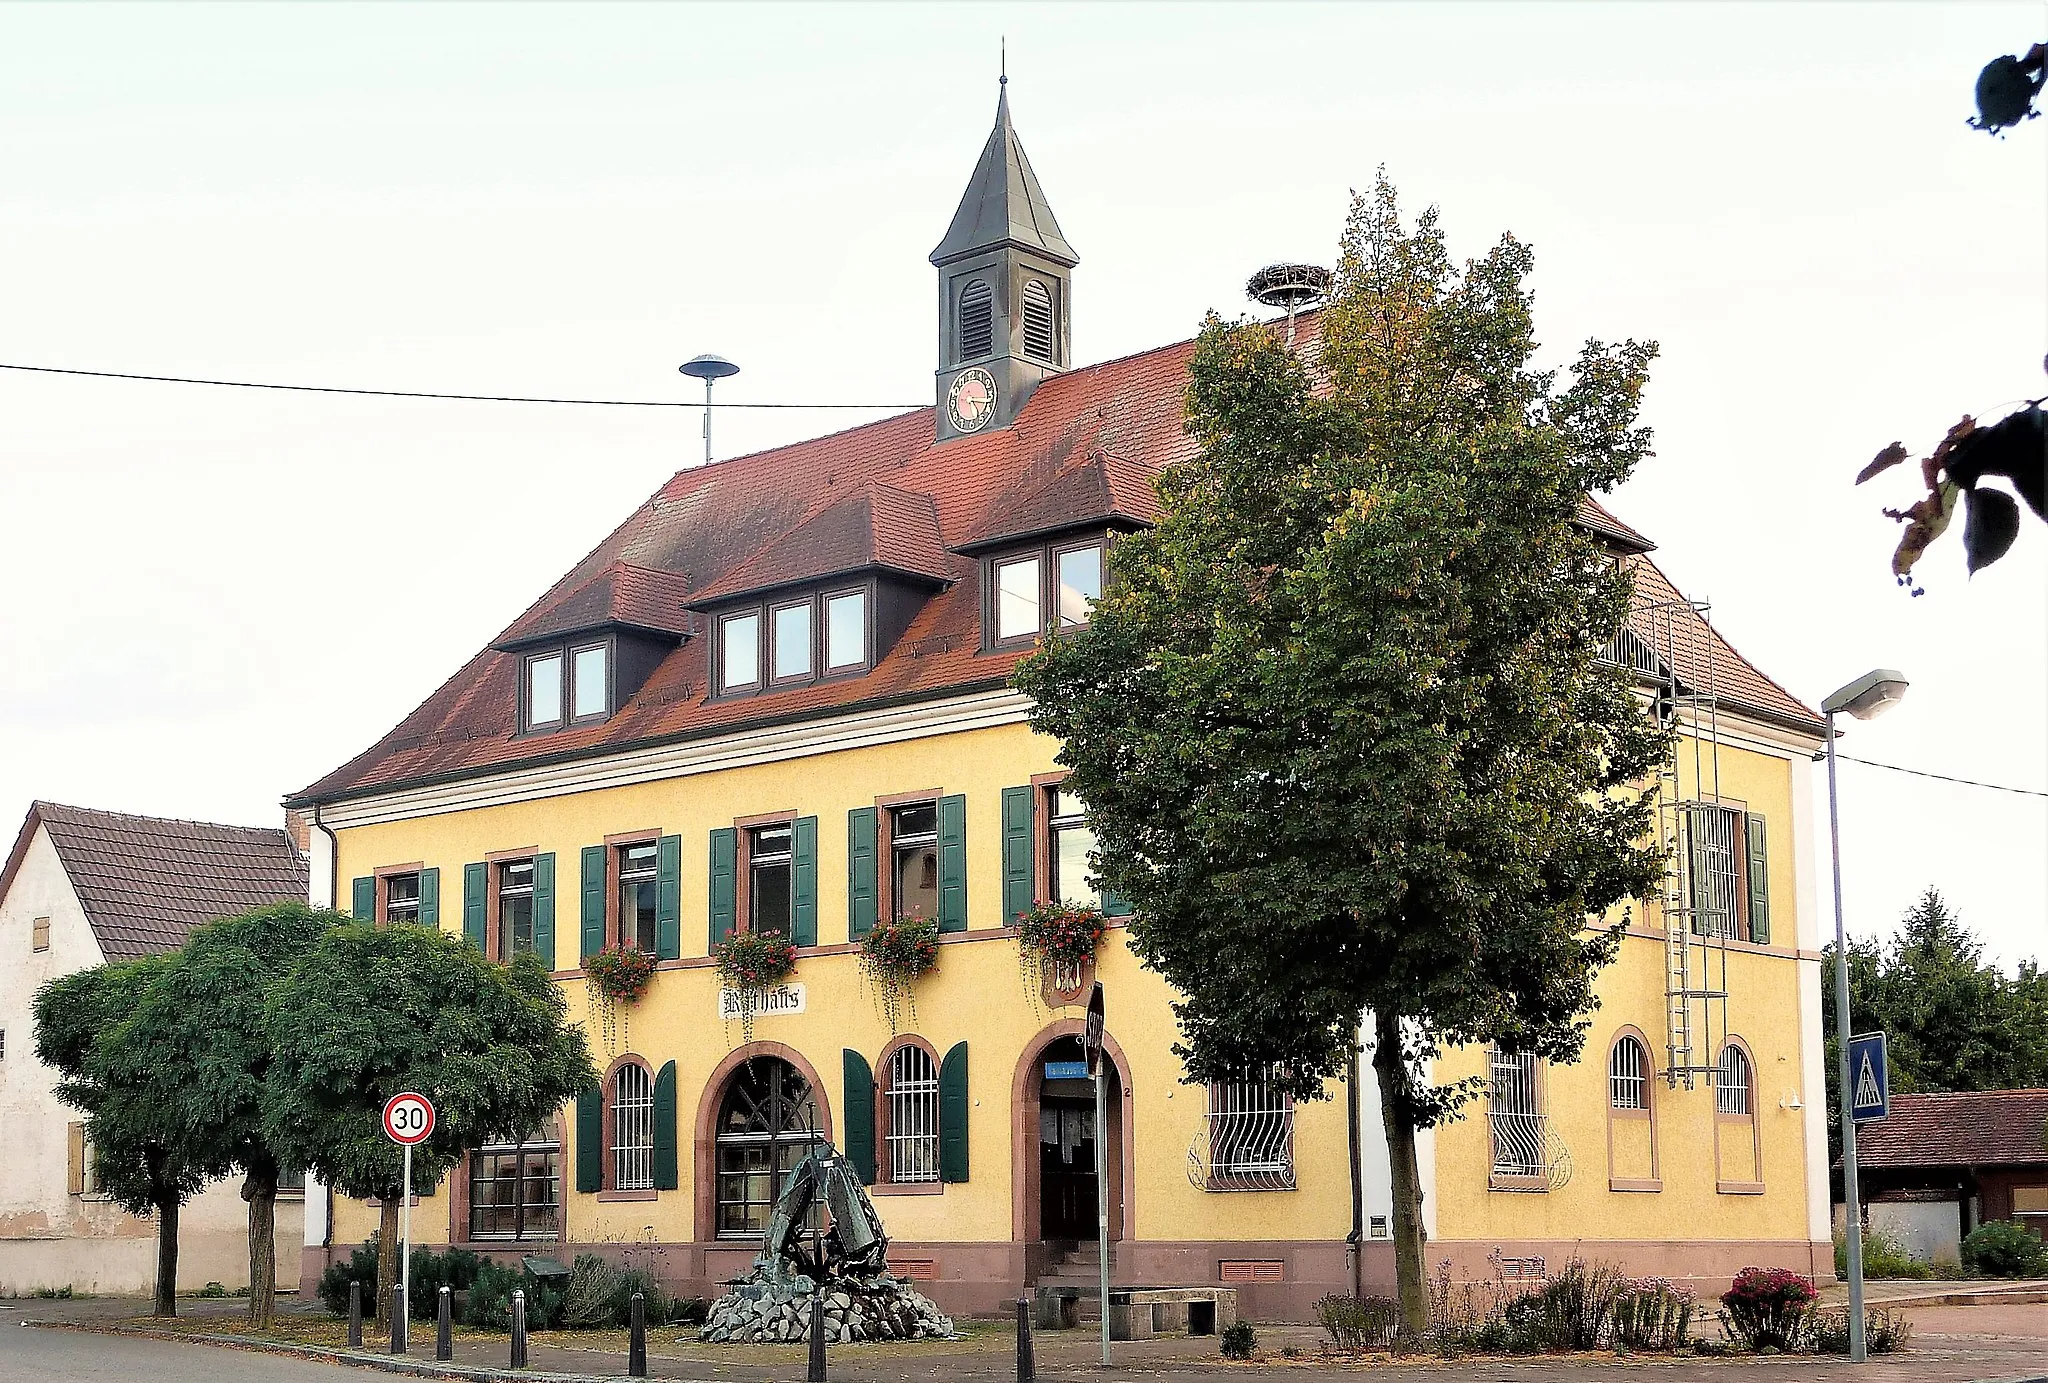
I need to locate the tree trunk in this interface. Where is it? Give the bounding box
[376,1194,401,1320]
[243,1159,278,1330]
[1373,1008,1430,1338]
[153,1192,181,1317]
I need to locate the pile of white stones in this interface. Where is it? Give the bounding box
[697,1268,954,1344]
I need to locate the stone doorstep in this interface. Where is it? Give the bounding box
[31,1321,613,1383]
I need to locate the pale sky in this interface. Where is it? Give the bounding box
[2,3,2042,968]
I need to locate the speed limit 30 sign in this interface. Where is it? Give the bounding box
[382,1092,435,1145]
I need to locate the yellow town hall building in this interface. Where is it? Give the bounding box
[290,88,1835,1320]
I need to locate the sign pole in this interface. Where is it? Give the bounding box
[381,1091,434,1346]
[1824,713,1867,1364]
[401,1140,412,1327]
[1082,982,1109,1367]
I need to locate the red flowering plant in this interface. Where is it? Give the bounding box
[713,930,799,1042]
[1015,900,1107,1006]
[1718,1267,1817,1352]
[858,912,940,1033]
[582,944,656,1053]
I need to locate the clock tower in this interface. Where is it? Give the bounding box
[931,77,1077,442]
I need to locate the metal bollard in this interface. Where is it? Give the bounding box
[347,1280,362,1348]
[629,1291,648,1378]
[390,1282,407,1355]
[510,1288,527,1369]
[437,1285,453,1362]
[807,1290,827,1382]
[1016,1297,1035,1382]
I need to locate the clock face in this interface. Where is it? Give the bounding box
[946,367,999,434]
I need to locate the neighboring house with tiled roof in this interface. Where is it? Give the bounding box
[290,82,1834,1317]
[0,801,306,1296]
[1840,1089,2048,1262]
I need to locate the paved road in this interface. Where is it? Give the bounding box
[0,1316,359,1383]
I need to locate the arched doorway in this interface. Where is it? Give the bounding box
[1013,1025,1132,1248]
[711,1055,822,1240]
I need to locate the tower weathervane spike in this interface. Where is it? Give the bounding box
[1000,36,1006,85]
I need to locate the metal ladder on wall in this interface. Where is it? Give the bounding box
[1638,595,1734,1091]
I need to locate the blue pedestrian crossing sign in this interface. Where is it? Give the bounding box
[1848,1032,1889,1122]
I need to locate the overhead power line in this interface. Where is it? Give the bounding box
[0,362,923,410]
[1837,754,2048,799]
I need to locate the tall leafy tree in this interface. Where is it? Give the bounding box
[264,923,596,1312]
[1014,173,1669,1331]
[104,903,334,1328]
[1823,887,2048,1158]
[33,958,207,1316]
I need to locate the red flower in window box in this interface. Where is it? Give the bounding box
[584,943,657,1004]
[859,912,941,1032]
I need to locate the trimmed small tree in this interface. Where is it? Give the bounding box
[1014,173,1671,1333]
[105,903,335,1328]
[264,923,596,1314]
[33,957,208,1316]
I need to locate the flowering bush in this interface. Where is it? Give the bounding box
[713,930,798,1041]
[1015,901,1107,1007]
[1718,1267,1816,1352]
[1609,1276,1694,1352]
[584,944,656,1003]
[858,913,940,1033]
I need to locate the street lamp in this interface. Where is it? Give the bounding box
[1821,667,1908,1364]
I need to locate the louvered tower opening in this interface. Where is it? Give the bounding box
[959,280,994,358]
[1022,280,1056,361]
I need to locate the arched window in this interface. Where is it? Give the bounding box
[1715,1044,1752,1116]
[1609,1034,1649,1110]
[714,1056,820,1237]
[959,280,994,358]
[884,1044,941,1185]
[613,1063,654,1191]
[1022,280,1056,361]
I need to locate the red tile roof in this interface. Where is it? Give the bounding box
[293,327,1818,805]
[1848,1090,2048,1169]
[496,562,694,648]
[0,802,308,960]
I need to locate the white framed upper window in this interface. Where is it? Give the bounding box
[526,653,564,730]
[613,1063,654,1191]
[1055,543,1102,628]
[720,611,762,693]
[1609,1034,1649,1110]
[884,1044,941,1185]
[571,643,609,721]
[772,601,813,683]
[995,555,1042,642]
[1715,1044,1752,1116]
[825,589,867,672]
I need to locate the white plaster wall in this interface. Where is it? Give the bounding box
[1792,753,1834,1247]
[0,825,303,1296]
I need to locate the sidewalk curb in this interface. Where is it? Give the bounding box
[1864,1288,2048,1310]
[28,1320,618,1383]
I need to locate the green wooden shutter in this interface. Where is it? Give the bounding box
[709,828,738,946]
[575,1088,602,1193]
[532,852,556,971]
[462,863,486,950]
[1000,786,1035,925]
[792,816,818,948]
[580,845,607,962]
[939,1041,969,1183]
[842,1049,876,1186]
[652,1060,679,1191]
[1746,814,1770,945]
[655,834,682,960]
[937,794,967,933]
[417,867,440,928]
[1100,879,1133,919]
[847,808,878,940]
[351,876,374,921]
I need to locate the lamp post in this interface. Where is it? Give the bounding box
[679,354,740,466]
[1820,667,1909,1365]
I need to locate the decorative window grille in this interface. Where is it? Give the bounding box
[1022,281,1056,361]
[1190,1066,1295,1191]
[1685,805,1742,939]
[613,1064,654,1191]
[885,1045,941,1184]
[1715,1045,1752,1115]
[959,280,994,358]
[714,1057,821,1238]
[384,872,421,926]
[1488,1048,1546,1177]
[1609,1035,1649,1110]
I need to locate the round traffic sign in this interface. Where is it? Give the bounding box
[382,1092,435,1145]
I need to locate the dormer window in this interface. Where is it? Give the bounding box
[522,638,614,732]
[712,584,875,698]
[959,280,993,358]
[1022,280,1056,362]
[985,538,1103,648]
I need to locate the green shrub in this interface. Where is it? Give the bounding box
[1220,1319,1256,1360]
[1718,1267,1816,1352]
[31,1285,74,1300]
[1962,1220,2048,1278]
[560,1255,625,1328]
[195,1282,228,1299]
[408,1246,484,1321]
[464,1259,566,1331]
[1810,1305,1913,1355]
[317,1241,380,1318]
[1505,1258,1626,1351]
[1313,1293,1398,1351]
[1609,1277,1694,1352]
[1835,1227,1932,1280]
[670,1295,709,1326]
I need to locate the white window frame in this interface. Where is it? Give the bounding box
[1609,1035,1648,1110]
[884,1045,942,1185]
[613,1064,655,1191]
